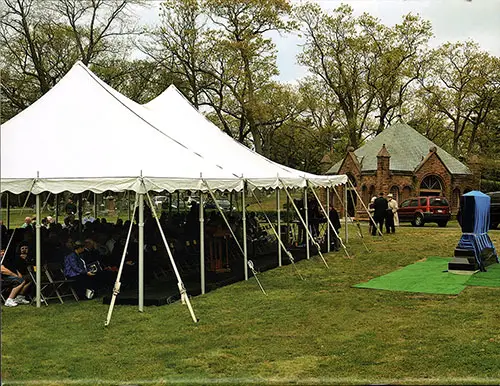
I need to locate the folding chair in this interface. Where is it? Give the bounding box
[45,262,79,303]
[28,264,79,306]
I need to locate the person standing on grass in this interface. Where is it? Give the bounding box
[386,194,398,233]
[372,192,388,236]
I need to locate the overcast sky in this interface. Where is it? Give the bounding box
[137,0,500,83]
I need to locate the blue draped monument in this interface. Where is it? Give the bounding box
[449,191,498,272]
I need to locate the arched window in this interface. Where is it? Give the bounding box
[390,186,400,202]
[420,175,443,196]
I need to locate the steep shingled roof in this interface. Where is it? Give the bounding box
[327,122,472,175]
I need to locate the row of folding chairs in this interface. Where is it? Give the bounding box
[27,263,79,305]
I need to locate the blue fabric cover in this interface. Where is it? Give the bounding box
[457,191,498,271]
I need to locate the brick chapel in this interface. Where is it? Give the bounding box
[323,122,479,217]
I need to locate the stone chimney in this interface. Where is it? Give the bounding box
[376,143,391,193]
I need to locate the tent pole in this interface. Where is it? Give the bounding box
[344,185,348,243]
[144,190,198,323]
[249,186,303,280]
[177,191,180,214]
[6,192,10,230]
[203,180,244,256]
[94,193,98,220]
[199,192,205,294]
[138,193,144,312]
[105,194,139,326]
[277,188,282,267]
[55,194,59,224]
[78,193,83,235]
[35,194,41,308]
[127,191,131,221]
[304,187,310,260]
[308,185,351,259]
[242,183,248,280]
[280,180,329,268]
[326,187,330,253]
[345,180,383,237]
[168,192,172,218]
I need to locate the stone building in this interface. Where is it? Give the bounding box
[325,122,479,217]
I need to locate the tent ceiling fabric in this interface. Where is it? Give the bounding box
[0,62,347,194]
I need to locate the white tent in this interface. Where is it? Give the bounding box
[0,62,242,195]
[143,85,346,189]
[0,62,349,321]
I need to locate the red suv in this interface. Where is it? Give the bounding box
[398,196,451,227]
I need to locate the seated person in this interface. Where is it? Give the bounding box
[63,241,99,299]
[1,249,31,307]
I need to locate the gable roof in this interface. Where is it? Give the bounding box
[327,122,472,175]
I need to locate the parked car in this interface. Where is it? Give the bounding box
[487,191,500,229]
[398,196,451,227]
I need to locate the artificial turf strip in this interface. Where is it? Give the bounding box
[466,262,500,287]
[353,257,470,295]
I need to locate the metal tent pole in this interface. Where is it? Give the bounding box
[304,187,310,260]
[78,193,83,235]
[277,189,282,267]
[144,190,198,323]
[308,185,351,259]
[326,187,330,252]
[138,193,144,312]
[94,193,98,220]
[105,194,138,326]
[55,194,59,223]
[35,194,41,308]
[344,185,348,243]
[199,192,205,294]
[346,179,383,237]
[280,181,329,268]
[242,183,248,280]
[6,192,10,230]
[127,191,131,221]
[249,186,303,280]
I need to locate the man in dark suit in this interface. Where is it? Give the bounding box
[372,192,388,236]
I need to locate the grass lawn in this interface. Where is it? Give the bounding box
[2,223,500,385]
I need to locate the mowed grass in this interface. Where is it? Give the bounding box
[2,223,500,385]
